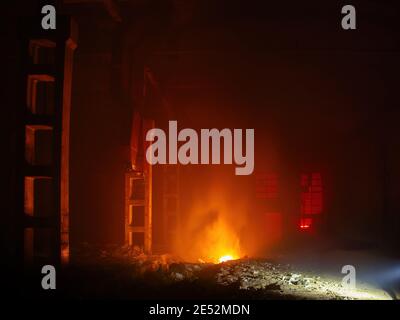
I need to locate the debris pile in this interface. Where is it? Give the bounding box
[215,259,346,299]
[72,244,390,299]
[169,263,206,281]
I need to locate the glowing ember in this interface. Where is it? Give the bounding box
[219,255,235,263]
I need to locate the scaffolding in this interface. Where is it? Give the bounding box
[18,16,77,266]
[125,118,153,254]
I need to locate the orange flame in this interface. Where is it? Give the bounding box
[202,217,241,263]
[173,177,245,264]
[174,201,242,264]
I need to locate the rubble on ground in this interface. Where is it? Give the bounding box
[214,258,389,299]
[72,244,390,300]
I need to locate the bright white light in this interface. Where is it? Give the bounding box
[321,281,392,300]
[219,255,234,263]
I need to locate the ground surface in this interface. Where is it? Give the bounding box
[23,244,390,300]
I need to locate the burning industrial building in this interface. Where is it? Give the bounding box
[1,0,400,306]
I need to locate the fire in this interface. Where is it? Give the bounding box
[174,182,245,264]
[203,218,242,263]
[218,255,235,263]
[176,208,242,264]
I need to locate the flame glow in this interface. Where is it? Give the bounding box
[173,179,245,264]
[200,217,241,263]
[219,255,235,263]
[176,213,242,263]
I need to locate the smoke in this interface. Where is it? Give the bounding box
[173,168,249,262]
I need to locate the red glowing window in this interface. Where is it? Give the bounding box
[300,173,323,215]
[299,172,323,231]
[256,173,278,199]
